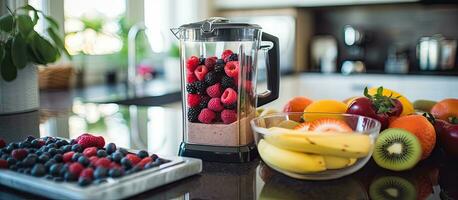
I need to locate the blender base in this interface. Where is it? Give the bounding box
[178,142,258,163]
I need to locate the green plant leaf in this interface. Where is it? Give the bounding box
[18,5,39,25]
[44,15,59,30]
[16,14,34,38]
[11,34,29,69]
[27,43,45,64]
[33,34,59,63]
[0,44,5,64]
[0,14,13,32]
[47,27,71,59]
[0,48,18,82]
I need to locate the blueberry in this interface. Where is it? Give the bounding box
[144,162,158,169]
[78,156,90,167]
[94,167,108,179]
[129,166,142,174]
[1,154,8,160]
[31,139,41,148]
[24,168,31,175]
[44,159,56,170]
[38,155,50,163]
[45,138,56,145]
[47,148,57,156]
[19,141,31,148]
[97,150,107,158]
[117,148,128,156]
[70,139,76,145]
[49,163,63,176]
[41,146,49,153]
[108,168,123,178]
[41,152,51,158]
[137,150,148,159]
[60,164,69,177]
[64,172,77,182]
[150,154,159,161]
[26,135,36,142]
[9,164,17,171]
[45,174,53,179]
[7,157,16,165]
[71,144,82,153]
[105,143,116,155]
[54,177,64,182]
[47,143,57,149]
[111,152,123,163]
[31,164,45,176]
[55,140,65,148]
[6,144,15,153]
[22,156,36,167]
[78,177,92,186]
[72,153,82,162]
[53,154,63,162]
[120,158,132,169]
[55,149,63,155]
[61,145,72,153]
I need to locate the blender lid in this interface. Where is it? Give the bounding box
[178,17,261,33]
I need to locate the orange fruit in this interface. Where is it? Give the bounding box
[303,100,347,122]
[367,87,414,116]
[430,98,458,121]
[283,96,313,121]
[389,115,436,160]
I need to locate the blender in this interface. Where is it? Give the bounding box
[172,17,279,162]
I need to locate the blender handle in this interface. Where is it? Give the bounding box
[257,32,280,107]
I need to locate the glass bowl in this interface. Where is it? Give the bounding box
[250,112,381,180]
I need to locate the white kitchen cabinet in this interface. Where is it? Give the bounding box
[215,0,418,9]
[262,74,458,109]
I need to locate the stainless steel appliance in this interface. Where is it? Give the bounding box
[417,35,457,70]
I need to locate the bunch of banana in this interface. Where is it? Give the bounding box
[257,127,371,173]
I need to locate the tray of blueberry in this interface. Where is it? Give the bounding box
[0,134,202,200]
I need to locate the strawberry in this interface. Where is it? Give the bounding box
[198,108,216,124]
[221,50,233,62]
[186,56,200,72]
[205,56,217,70]
[221,88,237,105]
[224,61,239,78]
[89,156,99,165]
[11,149,28,160]
[0,160,8,169]
[294,122,311,132]
[126,154,141,165]
[83,147,97,157]
[69,163,84,176]
[208,98,224,112]
[206,83,222,98]
[110,162,121,169]
[0,138,5,148]
[94,158,111,168]
[187,94,201,108]
[194,65,208,81]
[221,109,237,124]
[308,118,353,132]
[137,157,152,168]
[63,151,75,163]
[80,168,94,179]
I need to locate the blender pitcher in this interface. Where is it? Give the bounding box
[172,17,279,162]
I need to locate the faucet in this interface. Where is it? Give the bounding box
[127,23,147,97]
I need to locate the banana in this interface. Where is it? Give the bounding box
[259,108,278,117]
[413,99,437,113]
[323,156,352,169]
[258,139,326,173]
[347,158,357,167]
[264,127,372,158]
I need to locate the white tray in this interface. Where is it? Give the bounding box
[0,156,202,200]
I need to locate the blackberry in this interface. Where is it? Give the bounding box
[186,83,198,94]
[214,64,225,74]
[216,59,225,65]
[199,56,206,65]
[194,81,207,94]
[224,103,237,110]
[187,107,201,122]
[199,96,211,109]
[221,76,235,89]
[205,71,219,85]
[228,53,238,61]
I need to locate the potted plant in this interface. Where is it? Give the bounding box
[0,5,69,115]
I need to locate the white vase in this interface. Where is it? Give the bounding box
[0,65,39,115]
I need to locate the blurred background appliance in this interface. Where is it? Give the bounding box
[417,35,457,71]
[385,44,410,74]
[341,25,366,74]
[311,35,338,73]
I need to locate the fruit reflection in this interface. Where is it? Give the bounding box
[369,176,417,200]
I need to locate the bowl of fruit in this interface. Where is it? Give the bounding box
[250,112,381,180]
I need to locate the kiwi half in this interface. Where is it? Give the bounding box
[372,128,422,171]
[369,176,417,200]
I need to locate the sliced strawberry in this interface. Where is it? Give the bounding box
[308,118,353,132]
[294,122,311,131]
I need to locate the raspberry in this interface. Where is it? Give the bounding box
[75,133,91,143]
[186,56,199,72]
[89,156,99,165]
[199,95,211,109]
[80,168,94,179]
[126,154,141,165]
[186,83,197,94]
[69,162,84,176]
[195,81,207,94]
[194,65,208,81]
[188,107,201,122]
[0,160,8,169]
[205,56,217,70]
[221,75,235,89]
[137,157,152,168]
[228,53,238,61]
[187,94,201,108]
[12,149,28,160]
[109,162,121,169]
[95,157,111,168]
[63,151,75,163]
[0,138,5,148]
[205,71,220,86]
[83,147,97,157]
[206,83,222,98]
[221,109,237,124]
[198,108,216,124]
[221,50,233,62]
[186,71,197,83]
[208,98,224,112]
[221,88,237,105]
[224,61,239,78]
[77,135,104,148]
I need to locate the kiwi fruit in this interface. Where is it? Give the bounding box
[369,176,417,200]
[372,128,422,171]
[276,120,301,129]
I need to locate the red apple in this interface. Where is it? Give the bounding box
[434,119,458,158]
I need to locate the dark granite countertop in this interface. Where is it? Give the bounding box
[1,82,458,199]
